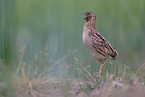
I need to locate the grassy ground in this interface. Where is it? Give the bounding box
[73,58,145,97]
[0,46,145,97]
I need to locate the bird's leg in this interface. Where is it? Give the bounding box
[103,64,106,74]
[99,63,103,74]
[93,63,104,75]
[93,63,102,75]
[92,63,101,75]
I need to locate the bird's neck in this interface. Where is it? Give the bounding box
[85,20,96,28]
[85,16,96,27]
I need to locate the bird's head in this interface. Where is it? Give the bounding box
[84,11,96,22]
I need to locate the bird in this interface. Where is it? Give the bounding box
[83,11,118,74]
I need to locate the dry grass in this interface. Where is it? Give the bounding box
[13,44,74,97]
[73,57,145,97]
[0,44,77,97]
[0,45,145,97]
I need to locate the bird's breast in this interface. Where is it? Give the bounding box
[83,26,92,49]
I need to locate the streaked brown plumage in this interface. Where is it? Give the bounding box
[83,11,118,74]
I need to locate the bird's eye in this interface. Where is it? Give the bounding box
[88,13,90,14]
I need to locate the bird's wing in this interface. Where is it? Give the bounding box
[89,26,118,59]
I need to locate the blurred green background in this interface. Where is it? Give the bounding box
[0,0,145,78]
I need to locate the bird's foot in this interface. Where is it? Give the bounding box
[92,73,99,75]
[92,72,102,76]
